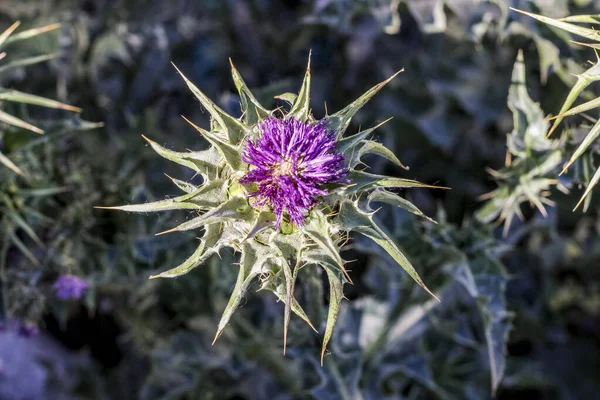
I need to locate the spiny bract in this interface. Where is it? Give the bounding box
[100,54,443,363]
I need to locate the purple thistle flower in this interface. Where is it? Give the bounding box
[54,274,89,300]
[240,117,347,226]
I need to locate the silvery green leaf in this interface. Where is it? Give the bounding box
[3,22,60,45]
[0,21,20,48]
[141,135,221,178]
[342,170,444,194]
[269,282,318,333]
[335,117,392,155]
[575,164,600,210]
[0,90,80,112]
[0,150,23,175]
[97,191,205,213]
[243,211,276,241]
[325,69,402,139]
[288,51,311,122]
[303,209,347,280]
[172,63,250,144]
[548,60,600,136]
[563,118,600,173]
[274,92,298,106]
[157,197,252,235]
[512,8,600,42]
[336,200,438,301]
[149,224,222,279]
[353,140,408,170]
[321,268,344,365]
[229,59,271,125]
[368,190,435,223]
[166,175,198,193]
[559,14,600,24]
[0,109,43,134]
[0,54,58,75]
[507,51,551,155]
[214,240,274,342]
[182,116,245,171]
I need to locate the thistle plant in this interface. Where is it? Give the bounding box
[477,51,566,233]
[101,54,444,361]
[0,21,81,175]
[512,8,600,210]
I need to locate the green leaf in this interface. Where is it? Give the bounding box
[156,197,252,235]
[165,174,198,193]
[559,15,600,24]
[336,200,439,301]
[321,268,344,365]
[274,92,298,105]
[0,54,58,75]
[243,210,276,241]
[97,191,205,213]
[511,8,600,42]
[182,116,244,171]
[0,150,23,175]
[303,209,349,282]
[214,240,274,342]
[507,50,551,155]
[342,170,446,194]
[229,59,270,125]
[0,90,81,112]
[288,51,312,121]
[368,190,435,223]
[335,117,392,154]
[172,63,250,144]
[14,187,68,197]
[547,60,600,137]
[562,118,600,173]
[3,23,60,45]
[141,135,222,178]
[325,69,403,139]
[0,109,43,134]
[0,21,20,49]
[353,140,408,170]
[549,93,600,125]
[574,163,600,211]
[149,224,221,279]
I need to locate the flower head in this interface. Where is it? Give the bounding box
[54,274,89,300]
[240,117,346,226]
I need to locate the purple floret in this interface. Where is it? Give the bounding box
[54,274,89,300]
[240,117,347,227]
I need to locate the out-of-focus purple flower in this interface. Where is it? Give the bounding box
[53,274,89,300]
[240,117,347,227]
[17,322,39,337]
[0,320,38,337]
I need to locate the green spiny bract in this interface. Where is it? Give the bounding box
[102,54,444,362]
[513,8,600,210]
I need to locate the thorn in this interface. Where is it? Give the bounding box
[212,329,223,345]
[155,226,179,236]
[141,134,153,143]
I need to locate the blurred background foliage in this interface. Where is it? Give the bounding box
[1,0,600,399]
